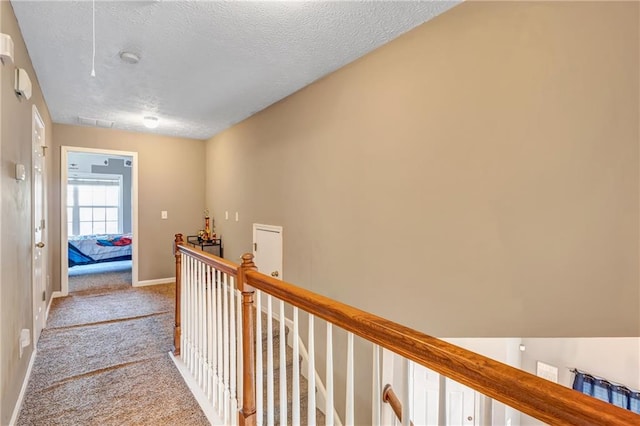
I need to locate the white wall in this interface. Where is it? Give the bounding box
[520,337,640,390]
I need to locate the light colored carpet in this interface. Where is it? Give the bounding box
[17,277,209,426]
[68,267,131,293]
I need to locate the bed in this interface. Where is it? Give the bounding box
[68,234,133,267]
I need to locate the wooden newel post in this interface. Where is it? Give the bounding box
[238,253,257,426]
[172,233,184,356]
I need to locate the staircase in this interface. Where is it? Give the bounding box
[260,312,326,425]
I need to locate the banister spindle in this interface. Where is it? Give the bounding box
[345,332,354,425]
[402,358,412,426]
[326,323,334,425]
[278,300,287,426]
[307,314,316,426]
[292,307,300,425]
[238,254,257,426]
[256,290,264,425]
[173,234,183,355]
[372,344,381,425]
[266,294,274,425]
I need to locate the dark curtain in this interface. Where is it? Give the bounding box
[572,370,640,414]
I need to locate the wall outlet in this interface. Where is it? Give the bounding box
[161,211,168,219]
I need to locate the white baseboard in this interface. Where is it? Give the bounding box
[52,291,64,298]
[9,348,37,426]
[169,352,226,425]
[134,277,174,287]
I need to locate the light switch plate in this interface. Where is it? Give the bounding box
[161,211,168,219]
[15,164,25,181]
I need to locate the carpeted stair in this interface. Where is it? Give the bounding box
[260,312,326,425]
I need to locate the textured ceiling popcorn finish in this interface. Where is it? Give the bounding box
[11,1,459,140]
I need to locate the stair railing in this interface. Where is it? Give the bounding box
[173,234,640,426]
[173,234,252,426]
[382,384,414,426]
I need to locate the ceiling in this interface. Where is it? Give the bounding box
[11,1,459,140]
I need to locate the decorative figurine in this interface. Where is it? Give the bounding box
[204,209,211,241]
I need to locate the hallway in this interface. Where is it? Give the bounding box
[16,275,208,425]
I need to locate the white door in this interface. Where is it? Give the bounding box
[413,366,441,425]
[32,106,47,345]
[445,378,477,426]
[253,224,283,280]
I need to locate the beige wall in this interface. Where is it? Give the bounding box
[51,125,206,286]
[206,1,639,338]
[0,1,54,423]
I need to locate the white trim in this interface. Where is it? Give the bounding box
[51,291,64,299]
[45,292,56,321]
[61,146,139,295]
[169,352,226,425]
[9,349,37,426]
[134,277,175,287]
[253,223,283,234]
[32,105,47,348]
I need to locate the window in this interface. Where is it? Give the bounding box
[67,177,122,236]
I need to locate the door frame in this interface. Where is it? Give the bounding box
[32,105,47,345]
[60,146,139,294]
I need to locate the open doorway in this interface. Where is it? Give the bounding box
[61,147,139,294]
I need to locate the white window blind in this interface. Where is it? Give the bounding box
[67,177,122,236]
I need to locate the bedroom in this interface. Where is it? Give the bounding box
[65,150,134,291]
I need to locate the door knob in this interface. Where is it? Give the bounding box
[35,242,45,248]
[271,271,279,278]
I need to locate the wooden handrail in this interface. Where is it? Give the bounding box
[382,384,414,426]
[244,267,640,426]
[175,242,239,276]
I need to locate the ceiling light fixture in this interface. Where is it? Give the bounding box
[119,51,140,64]
[143,116,159,129]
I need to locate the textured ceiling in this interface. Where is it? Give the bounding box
[11,1,459,140]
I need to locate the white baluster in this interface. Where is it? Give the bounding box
[236,287,243,408]
[256,290,264,426]
[230,276,237,424]
[223,273,230,423]
[180,254,186,364]
[187,256,193,373]
[279,300,287,425]
[307,314,316,426]
[402,358,411,426]
[190,256,196,374]
[211,266,218,404]
[292,307,300,426]
[198,260,204,388]
[217,269,224,414]
[372,344,381,426]
[266,295,274,426]
[207,265,214,401]
[326,323,334,426]
[345,332,354,426]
